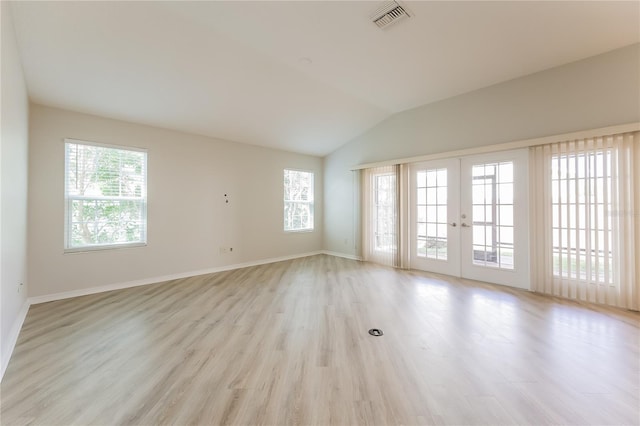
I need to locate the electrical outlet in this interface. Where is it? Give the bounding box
[18,282,23,293]
[219,247,233,254]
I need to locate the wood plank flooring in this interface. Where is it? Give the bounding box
[1,254,638,425]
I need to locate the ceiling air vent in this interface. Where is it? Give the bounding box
[371,1,410,29]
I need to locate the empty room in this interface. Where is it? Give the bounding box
[1,1,639,425]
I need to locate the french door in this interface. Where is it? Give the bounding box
[410,149,530,289]
[410,159,460,275]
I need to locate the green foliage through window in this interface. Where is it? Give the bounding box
[65,140,147,249]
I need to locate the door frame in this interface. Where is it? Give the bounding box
[408,149,530,290]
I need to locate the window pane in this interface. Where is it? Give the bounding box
[417,205,427,222]
[498,163,513,183]
[437,224,447,238]
[473,205,485,222]
[417,222,426,238]
[427,223,436,238]
[473,226,485,246]
[417,171,427,188]
[373,172,396,252]
[426,170,437,187]
[497,183,513,204]
[426,205,436,222]
[436,241,448,260]
[498,205,513,226]
[499,226,513,245]
[426,188,437,203]
[70,199,145,246]
[472,185,484,204]
[284,170,314,231]
[417,188,426,205]
[417,238,427,257]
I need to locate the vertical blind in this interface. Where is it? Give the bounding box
[361,165,401,267]
[358,131,638,311]
[530,132,639,310]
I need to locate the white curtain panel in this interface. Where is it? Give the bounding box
[361,165,401,267]
[530,132,639,310]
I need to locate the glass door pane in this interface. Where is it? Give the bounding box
[470,161,514,270]
[410,159,460,276]
[460,149,530,290]
[416,168,448,260]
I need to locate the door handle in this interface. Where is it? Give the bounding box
[450,222,457,227]
[461,223,470,227]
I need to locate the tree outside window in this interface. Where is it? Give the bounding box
[65,140,147,250]
[284,169,314,232]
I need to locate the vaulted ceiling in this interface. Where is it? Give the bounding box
[10,1,640,156]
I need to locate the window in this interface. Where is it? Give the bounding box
[284,169,314,231]
[551,150,612,283]
[65,140,147,251]
[374,172,397,253]
[361,165,400,267]
[530,132,639,309]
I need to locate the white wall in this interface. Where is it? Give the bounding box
[28,104,323,297]
[1,3,30,378]
[324,44,640,256]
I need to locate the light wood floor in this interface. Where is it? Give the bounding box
[1,255,638,425]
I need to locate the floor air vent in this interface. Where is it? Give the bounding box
[371,1,410,29]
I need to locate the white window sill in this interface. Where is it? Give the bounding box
[64,242,147,254]
[284,228,314,234]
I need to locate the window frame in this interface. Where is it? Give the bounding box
[283,168,314,233]
[373,171,397,253]
[64,138,148,253]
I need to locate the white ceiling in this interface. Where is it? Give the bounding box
[10,1,640,156]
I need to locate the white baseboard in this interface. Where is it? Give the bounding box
[1,300,30,382]
[321,250,363,261]
[29,250,325,305]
